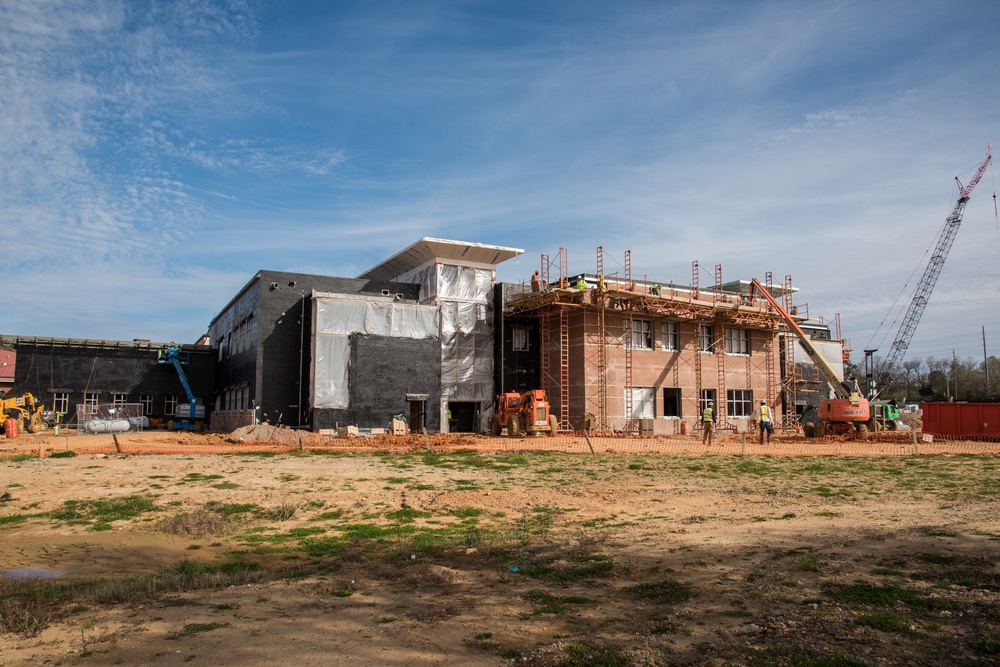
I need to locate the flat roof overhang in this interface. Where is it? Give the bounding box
[358,237,523,282]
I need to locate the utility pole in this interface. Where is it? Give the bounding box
[984,326,990,399]
[953,349,959,401]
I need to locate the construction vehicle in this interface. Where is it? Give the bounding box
[868,400,902,431]
[157,346,202,430]
[490,389,559,436]
[751,279,870,436]
[870,148,993,397]
[0,392,49,433]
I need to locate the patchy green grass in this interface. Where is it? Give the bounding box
[49,495,157,527]
[47,450,77,459]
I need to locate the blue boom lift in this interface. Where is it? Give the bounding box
[158,346,200,430]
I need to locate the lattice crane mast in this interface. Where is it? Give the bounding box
[872,148,993,397]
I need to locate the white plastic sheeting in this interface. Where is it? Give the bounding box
[439,266,495,408]
[312,298,439,409]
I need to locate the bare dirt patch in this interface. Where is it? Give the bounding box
[1,431,999,666]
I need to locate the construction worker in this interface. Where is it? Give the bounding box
[576,277,587,291]
[650,283,662,297]
[531,270,541,292]
[753,399,774,444]
[701,401,715,445]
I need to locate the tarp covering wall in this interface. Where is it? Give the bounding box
[438,266,495,413]
[312,298,439,408]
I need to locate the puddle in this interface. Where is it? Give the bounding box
[4,566,64,579]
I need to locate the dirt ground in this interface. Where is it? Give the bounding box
[1,429,999,666]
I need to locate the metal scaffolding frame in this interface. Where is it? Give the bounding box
[503,249,785,432]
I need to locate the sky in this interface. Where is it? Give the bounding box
[2,0,999,366]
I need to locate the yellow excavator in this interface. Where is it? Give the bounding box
[1,392,50,434]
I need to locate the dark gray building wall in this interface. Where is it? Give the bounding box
[313,334,441,431]
[1,339,214,424]
[493,283,541,395]
[209,270,421,429]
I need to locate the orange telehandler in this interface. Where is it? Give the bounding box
[490,389,559,437]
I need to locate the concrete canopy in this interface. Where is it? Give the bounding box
[358,238,523,282]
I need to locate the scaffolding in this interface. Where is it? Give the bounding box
[504,248,785,433]
[781,274,798,427]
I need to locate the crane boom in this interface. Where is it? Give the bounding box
[873,150,992,395]
[750,279,855,399]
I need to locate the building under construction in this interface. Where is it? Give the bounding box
[497,247,810,436]
[1,239,847,435]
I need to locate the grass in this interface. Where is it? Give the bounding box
[49,495,157,527]
[522,590,593,615]
[0,558,264,637]
[628,578,696,604]
[6,450,1000,664]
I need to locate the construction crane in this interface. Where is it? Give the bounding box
[872,147,993,397]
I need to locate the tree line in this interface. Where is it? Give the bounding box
[845,355,1000,403]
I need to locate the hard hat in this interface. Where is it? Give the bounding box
[760,400,766,404]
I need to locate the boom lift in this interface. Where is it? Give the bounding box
[157,346,201,430]
[871,148,993,397]
[751,279,870,436]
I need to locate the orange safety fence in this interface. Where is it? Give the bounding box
[12,431,1000,458]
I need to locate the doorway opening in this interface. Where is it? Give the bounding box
[447,401,480,433]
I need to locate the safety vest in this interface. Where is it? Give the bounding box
[759,405,770,421]
[702,407,714,423]
[577,279,587,291]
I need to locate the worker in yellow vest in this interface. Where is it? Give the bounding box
[753,399,774,444]
[701,401,715,445]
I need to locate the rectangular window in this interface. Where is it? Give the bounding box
[626,387,655,419]
[629,319,653,350]
[699,324,715,352]
[727,389,753,417]
[660,321,679,351]
[112,393,128,408]
[512,326,530,352]
[83,393,99,410]
[662,388,681,418]
[165,395,178,417]
[52,392,69,414]
[139,395,153,416]
[700,389,717,414]
[725,328,751,355]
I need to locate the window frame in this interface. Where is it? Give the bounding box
[626,387,656,419]
[660,321,679,352]
[727,389,753,418]
[698,324,715,352]
[512,325,530,352]
[724,328,751,355]
[628,319,654,350]
[52,392,69,414]
[662,388,681,418]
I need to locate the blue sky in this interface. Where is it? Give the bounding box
[2,0,999,364]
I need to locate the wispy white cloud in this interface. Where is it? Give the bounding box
[1,0,998,355]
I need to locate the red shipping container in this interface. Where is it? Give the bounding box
[922,402,1000,438]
